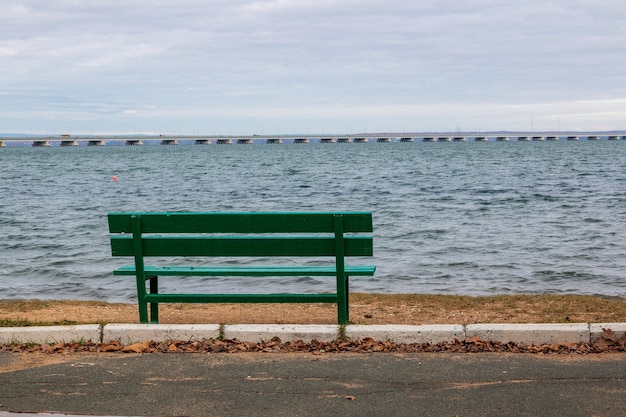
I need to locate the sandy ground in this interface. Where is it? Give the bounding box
[2,293,626,325]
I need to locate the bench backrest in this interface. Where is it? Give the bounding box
[108,212,373,258]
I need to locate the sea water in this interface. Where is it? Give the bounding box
[1,141,625,302]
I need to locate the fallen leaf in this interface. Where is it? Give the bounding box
[601,328,618,342]
[122,341,151,353]
[101,342,122,352]
[51,342,65,352]
[593,338,612,348]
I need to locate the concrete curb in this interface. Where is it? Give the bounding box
[345,324,464,344]
[2,323,626,345]
[223,324,337,343]
[466,323,590,345]
[103,324,221,345]
[0,325,101,345]
[590,323,626,341]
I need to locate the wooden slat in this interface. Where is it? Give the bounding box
[110,236,373,257]
[113,265,377,276]
[108,212,372,233]
[144,293,339,304]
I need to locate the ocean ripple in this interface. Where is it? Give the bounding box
[1,141,626,301]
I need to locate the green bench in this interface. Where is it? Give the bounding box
[108,212,376,324]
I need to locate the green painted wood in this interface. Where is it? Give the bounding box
[113,265,377,276]
[334,214,348,324]
[149,275,159,323]
[108,212,373,233]
[110,236,373,257]
[144,293,339,304]
[108,212,375,325]
[131,215,149,323]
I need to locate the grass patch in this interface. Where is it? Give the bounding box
[2,294,626,325]
[349,293,626,324]
[0,318,80,327]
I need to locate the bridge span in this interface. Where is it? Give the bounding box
[1,133,625,148]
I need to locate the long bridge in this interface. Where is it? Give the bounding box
[1,133,625,148]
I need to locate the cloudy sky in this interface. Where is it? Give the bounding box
[1,0,625,135]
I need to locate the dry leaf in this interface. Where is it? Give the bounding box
[601,328,617,342]
[122,341,151,353]
[101,341,122,352]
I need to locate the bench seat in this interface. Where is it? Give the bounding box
[113,265,377,277]
[144,293,342,304]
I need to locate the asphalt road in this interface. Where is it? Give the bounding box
[1,351,625,417]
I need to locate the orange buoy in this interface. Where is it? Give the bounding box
[112,175,118,182]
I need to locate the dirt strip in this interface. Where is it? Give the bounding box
[2,294,626,326]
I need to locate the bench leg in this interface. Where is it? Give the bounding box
[337,274,350,325]
[148,276,159,324]
[138,303,149,323]
[345,275,350,323]
[137,276,149,324]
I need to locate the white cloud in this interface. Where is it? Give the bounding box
[0,0,625,133]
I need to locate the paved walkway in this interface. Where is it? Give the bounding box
[1,351,626,416]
